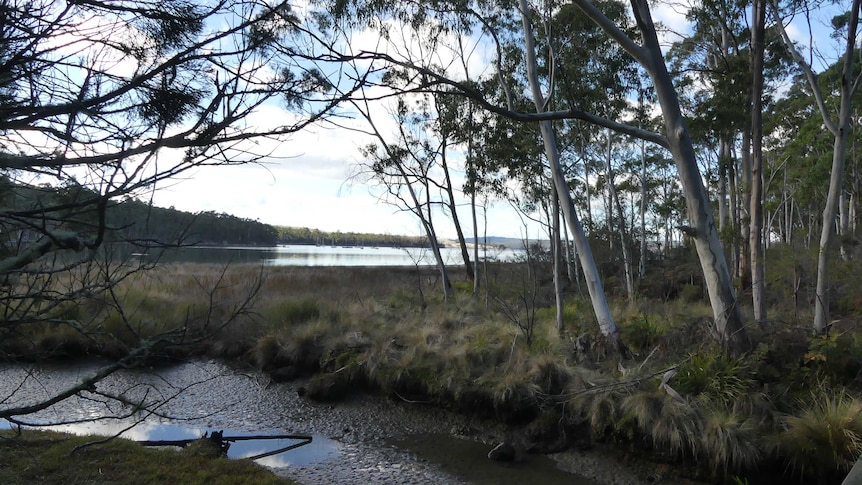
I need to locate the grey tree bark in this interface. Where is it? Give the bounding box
[750,0,767,323]
[518,0,624,350]
[772,0,862,333]
[573,0,751,355]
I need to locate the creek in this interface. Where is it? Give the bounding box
[0,359,608,484]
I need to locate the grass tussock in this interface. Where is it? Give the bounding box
[14,247,862,484]
[777,391,862,481]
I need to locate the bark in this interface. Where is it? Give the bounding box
[639,135,647,281]
[573,0,750,355]
[471,183,480,296]
[440,142,475,280]
[772,0,861,333]
[718,139,731,232]
[553,194,565,333]
[518,0,624,351]
[750,0,766,323]
[739,129,752,287]
[728,149,740,275]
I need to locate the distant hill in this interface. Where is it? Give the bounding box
[3,178,537,250]
[2,179,279,247]
[275,226,431,248]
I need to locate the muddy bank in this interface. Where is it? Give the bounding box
[0,360,695,485]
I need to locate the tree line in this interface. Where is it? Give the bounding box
[276,226,432,248]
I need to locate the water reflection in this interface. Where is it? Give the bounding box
[135,244,521,267]
[0,418,341,467]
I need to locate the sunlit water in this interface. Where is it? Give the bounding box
[136,244,523,267]
[0,419,340,467]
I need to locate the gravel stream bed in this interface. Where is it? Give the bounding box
[0,360,695,485]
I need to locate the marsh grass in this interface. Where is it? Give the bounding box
[14,252,862,484]
[777,390,862,482]
[0,429,296,485]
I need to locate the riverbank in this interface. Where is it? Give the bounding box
[3,259,862,484]
[0,359,695,485]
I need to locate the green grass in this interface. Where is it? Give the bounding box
[0,430,297,485]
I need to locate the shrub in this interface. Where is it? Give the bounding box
[621,314,664,354]
[265,300,320,327]
[675,350,755,406]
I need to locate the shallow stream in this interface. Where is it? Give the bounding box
[0,359,651,484]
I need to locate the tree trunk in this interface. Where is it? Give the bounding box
[739,129,752,288]
[718,138,730,232]
[750,0,766,323]
[518,0,624,351]
[639,135,648,281]
[728,149,740,275]
[574,0,750,355]
[553,194,565,333]
[440,144,475,281]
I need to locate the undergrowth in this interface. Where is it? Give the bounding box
[6,253,862,484]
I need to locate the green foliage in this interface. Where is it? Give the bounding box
[801,332,862,385]
[620,314,664,353]
[675,350,755,406]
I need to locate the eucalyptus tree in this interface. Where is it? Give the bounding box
[770,0,862,334]
[570,0,752,355]
[0,0,352,423]
[750,0,767,322]
[516,0,619,346]
[315,0,752,354]
[354,96,455,302]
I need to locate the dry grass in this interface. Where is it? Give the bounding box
[12,258,862,484]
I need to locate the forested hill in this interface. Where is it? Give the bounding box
[3,179,428,247]
[111,197,279,246]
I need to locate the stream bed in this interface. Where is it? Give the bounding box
[0,359,674,485]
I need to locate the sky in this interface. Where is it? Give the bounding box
[146,1,846,240]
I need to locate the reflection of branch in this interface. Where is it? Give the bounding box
[69,372,245,453]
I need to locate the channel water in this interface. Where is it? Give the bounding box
[1,360,601,484]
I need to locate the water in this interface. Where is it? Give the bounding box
[0,419,340,468]
[133,244,523,267]
[0,361,600,484]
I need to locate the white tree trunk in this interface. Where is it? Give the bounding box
[573,0,749,354]
[518,0,623,349]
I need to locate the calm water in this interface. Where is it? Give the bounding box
[0,361,599,484]
[0,419,340,468]
[140,244,523,267]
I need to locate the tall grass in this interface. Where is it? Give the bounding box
[13,252,862,484]
[778,390,862,480]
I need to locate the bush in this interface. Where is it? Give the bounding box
[675,350,755,406]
